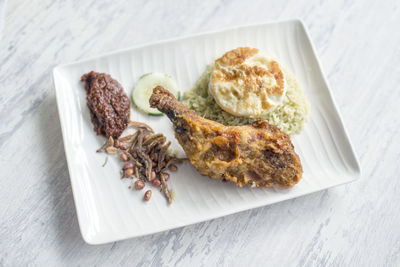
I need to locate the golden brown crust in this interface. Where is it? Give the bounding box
[268,61,286,95]
[150,86,303,188]
[215,47,259,66]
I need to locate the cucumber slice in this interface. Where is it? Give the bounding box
[132,73,179,115]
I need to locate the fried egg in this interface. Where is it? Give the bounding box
[209,47,287,118]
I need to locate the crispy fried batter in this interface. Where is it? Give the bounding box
[150,86,303,187]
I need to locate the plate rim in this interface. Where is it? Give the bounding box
[53,18,361,245]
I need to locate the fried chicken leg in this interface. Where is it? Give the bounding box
[150,86,303,187]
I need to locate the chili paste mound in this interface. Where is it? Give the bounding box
[81,71,130,138]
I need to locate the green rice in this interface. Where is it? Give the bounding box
[182,65,309,136]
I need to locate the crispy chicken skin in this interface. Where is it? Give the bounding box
[149,86,303,187]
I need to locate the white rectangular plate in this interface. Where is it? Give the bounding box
[53,19,360,245]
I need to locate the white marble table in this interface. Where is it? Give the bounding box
[1,0,399,266]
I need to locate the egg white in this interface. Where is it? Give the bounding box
[209,48,287,118]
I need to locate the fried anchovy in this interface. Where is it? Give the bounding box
[97,136,114,152]
[136,129,145,151]
[143,133,164,146]
[128,131,140,153]
[137,150,152,181]
[146,136,166,152]
[160,175,172,205]
[157,141,171,172]
[129,121,154,133]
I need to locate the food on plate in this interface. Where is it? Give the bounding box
[82,45,307,202]
[132,72,180,115]
[97,120,185,204]
[150,86,303,187]
[144,190,152,201]
[81,71,130,138]
[81,71,184,204]
[183,47,309,136]
[209,47,286,117]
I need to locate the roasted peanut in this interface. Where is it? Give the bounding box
[120,153,128,162]
[119,144,128,150]
[135,180,145,190]
[144,190,152,201]
[168,164,178,172]
[125,168,133,177]
[149,171,156,181]
[152,179,161,187]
